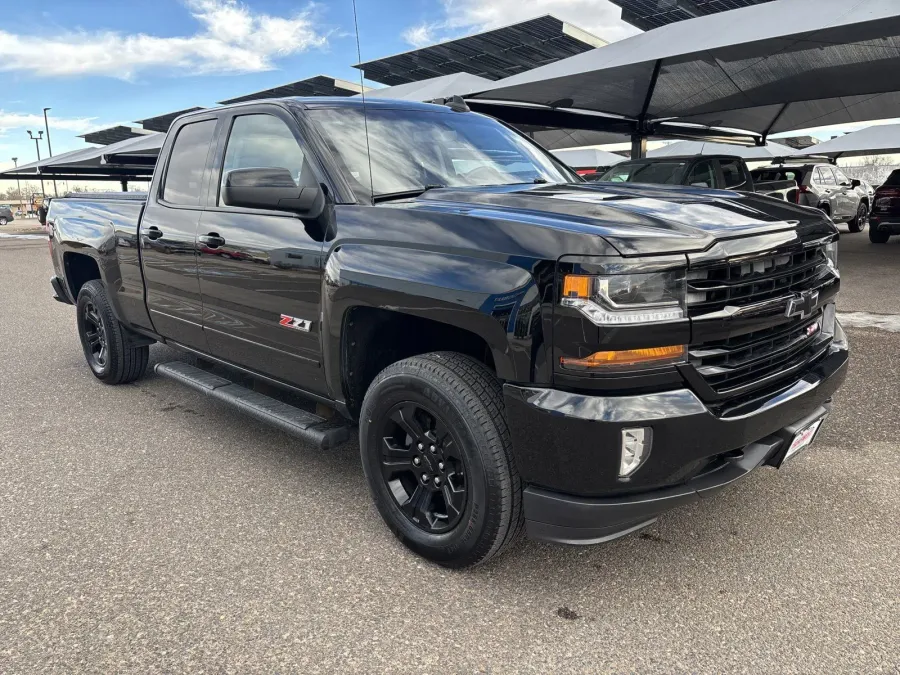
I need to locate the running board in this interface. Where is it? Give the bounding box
[154,361,352,450]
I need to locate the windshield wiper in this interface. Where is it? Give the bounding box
[372,185,446,203]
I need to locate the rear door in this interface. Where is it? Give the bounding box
[140,115,219,350]
[195,104,327,394]
[813,166,840,216]
[832,167,858,217]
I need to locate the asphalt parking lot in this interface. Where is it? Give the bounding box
[1,230,898,673]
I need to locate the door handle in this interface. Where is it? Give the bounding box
[145,226,163,240]
[199,233,225,248]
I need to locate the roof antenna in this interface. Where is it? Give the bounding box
[351,0,375,202]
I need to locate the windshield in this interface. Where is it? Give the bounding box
[599,161,686,184]
[306,106,575,201]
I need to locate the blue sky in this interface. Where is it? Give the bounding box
[0,0,637,182]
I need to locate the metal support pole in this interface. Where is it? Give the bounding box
[12,157,22,214]
[43,108,59,197]
[631,134,648,160]
[121,180,128,192]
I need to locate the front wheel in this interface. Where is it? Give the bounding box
[76,280,149,384]
[848,203,868,233]
[360,352,523,568]
[869,227,890,244]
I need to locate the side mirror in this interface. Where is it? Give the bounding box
[850,179,861,188]
[222,167,325,218]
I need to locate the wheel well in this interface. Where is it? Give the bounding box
[819,202,831,215]
[63,253,101,300]
[342,307,496,419]
[860,197,870,210]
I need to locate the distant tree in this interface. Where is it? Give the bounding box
[840,154,900,186]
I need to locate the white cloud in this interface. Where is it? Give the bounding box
[403,0,640,49]
[0,0,328,80]
[0,111,98,135]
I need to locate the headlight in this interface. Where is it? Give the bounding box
[561,270,685,325]
[824,240,838,271]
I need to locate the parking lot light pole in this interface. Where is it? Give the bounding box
[26,130,46,200]
[42,108,59,197]
[11,157,23,214]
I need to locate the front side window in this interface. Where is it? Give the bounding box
[220,114,315,205]
[719,159,747,188]
[598,161,686,185]
[163,120,216,205]
[306,106,575,201]
[686,160,715,187]
[833,168,850,185]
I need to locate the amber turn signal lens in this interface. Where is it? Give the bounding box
[560,345,686,371]
[562,274,592,299]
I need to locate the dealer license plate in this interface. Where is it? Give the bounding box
[783,418,825,464]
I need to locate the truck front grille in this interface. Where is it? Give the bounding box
[685,246,827,317]
[686,241,836,399]
[689,312,831,395]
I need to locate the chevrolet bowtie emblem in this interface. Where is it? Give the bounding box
[785,290,819,319]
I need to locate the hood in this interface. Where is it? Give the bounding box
[413,183,831,256]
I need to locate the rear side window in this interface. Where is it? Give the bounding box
[719,159,747,188]
[162,120,216,205]
[815,167,835,186]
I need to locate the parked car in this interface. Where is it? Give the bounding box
[45,98,848,567]
[752,161,870,232]
[869,169,900,243]
[598,155,796,200]
[0,204,14,226]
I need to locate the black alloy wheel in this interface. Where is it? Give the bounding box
[379,401,468,533]
[82,300,109,371]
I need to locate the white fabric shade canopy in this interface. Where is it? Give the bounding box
[551,147,626,168]
[648,140,795,159]
[794,123,900,158]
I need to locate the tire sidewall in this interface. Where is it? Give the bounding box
[0,217,7,226]
[360,369,494,565]
[76,282,113,379]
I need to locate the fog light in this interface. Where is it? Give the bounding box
[620,427,651,478]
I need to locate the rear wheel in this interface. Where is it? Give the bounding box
[0,217,8,226]
[360,352,523,568]
[869,227,890,244]
[76,280,149,384]
[849,203,868,233]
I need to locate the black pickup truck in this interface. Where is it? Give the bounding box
[46,98,848,567]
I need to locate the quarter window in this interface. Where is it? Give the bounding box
[220,114,315,206]
[162,120,217,205]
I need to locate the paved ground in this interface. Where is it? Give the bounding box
[1,230,898,673]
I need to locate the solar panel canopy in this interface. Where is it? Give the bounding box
[137,108,206,132]
[219,75,366,104]
[647,139,794,159]
[794,123,900,158]
[78,126,153,146]
[354,15,606,86]
[611,0,774,30]
[473,0,900,139]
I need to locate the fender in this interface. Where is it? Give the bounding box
[48,197,151,331]
[321,243,557,399]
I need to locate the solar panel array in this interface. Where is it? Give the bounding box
[218,76,365,105]
[611,0,774,30]
[354,15,605,86]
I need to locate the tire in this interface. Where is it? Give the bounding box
[869,227,890,244]
[848,203,868,233]
[0,217,8,226]
[76,280,149,384]
[360,352,523,568]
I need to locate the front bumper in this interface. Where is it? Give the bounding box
[504,336,849,545]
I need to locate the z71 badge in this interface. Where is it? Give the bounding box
[279,315,312,332]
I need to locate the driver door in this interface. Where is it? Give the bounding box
[196,106,328,394]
